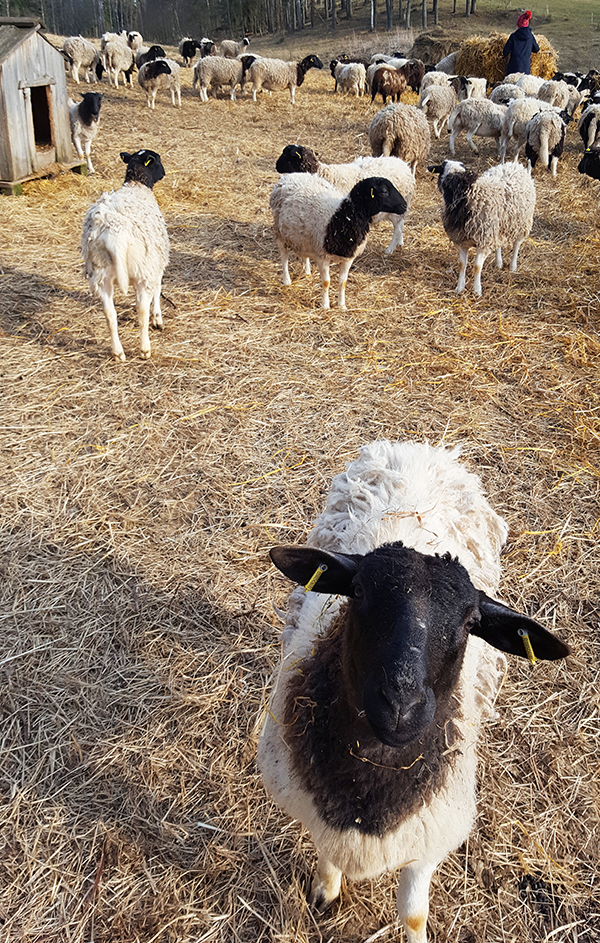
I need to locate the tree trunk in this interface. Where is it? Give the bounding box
[465,0,470,16]
[331,0,336,29]
[404,0,411,28]
[370,0,375,31]
[421,0,426,28]
[398,0,402,24]
[470,0,476,12]
[386,0,392,30]
[432,0,438,24]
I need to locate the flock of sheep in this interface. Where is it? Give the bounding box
[55,27,582,943]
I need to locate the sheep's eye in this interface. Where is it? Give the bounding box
[353,583,364,599]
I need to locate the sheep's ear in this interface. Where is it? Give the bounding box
[270,546,362,596]
[120,152,132,164]
[473,593,571,661]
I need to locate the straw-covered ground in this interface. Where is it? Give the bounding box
[1,35,599,943]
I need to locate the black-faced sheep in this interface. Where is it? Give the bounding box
[178,37,200,66]
[578,146,600,179]
[68,92,102,174]
[275,144,415,253]
[81,149,169,362]
[259,439,569,943]
[138,59,181,109]
[525,109,572,176]
[61,36,104,84]
[135,44,166,69]
[246,54,323,103]
[368,103,431,175]
[270,175,406,309]
[127,31,143,52]
[430,159,536,296]
[578,99,600,149]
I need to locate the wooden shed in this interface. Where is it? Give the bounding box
[0,17,83,194]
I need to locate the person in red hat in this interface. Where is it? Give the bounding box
[503,10,539,75]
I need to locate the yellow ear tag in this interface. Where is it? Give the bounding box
[518,628,538,666]
[371,188,375,198]
[295,151,301,158]
[144,158,152,166]
[304,563,328,593]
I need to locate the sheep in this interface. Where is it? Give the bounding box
[465,76,487,98]
[578,69,600,96]
[419,78,469,139]
[370,65,407,105]
[499,97,556,161]
[430,159,536,296]
[100,31,127,52]
[420,70,466,93]
[192,55,248,101]
[515,73,546,96]
[246,54,323,103]
[578,145,600,180]
[489,82,525,106]
[525,109,572,176]
[199,37,217,58]
[578,101,600,148]
[259,439,570,943]
[103,40,134,87]
[448,98,508,155]
[269,174,406,309]
[553,70,585,88]
[219,36,250,58]
[69,92,102,173]
[537,78,570,110]
[136,44,166,69]
[81,148,169,362]
[435,50,459,73]
[398,58,426,93]
[368,103,431,176]
[138,58,181,108]
[275,144,415,253]
[61,36,104,84]
[127,31,143,52]
[178,38,201,67]
[331,61,366,97]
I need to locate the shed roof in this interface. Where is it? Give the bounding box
[0,19,53,66]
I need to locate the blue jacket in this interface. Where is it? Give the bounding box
[503,26,539,75]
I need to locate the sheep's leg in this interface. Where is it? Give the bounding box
[136,286,153,359]
[98,277,125,362]
[509,239,524,273]
[303,258,311,276]
[84,141,94,174]
[252,86,258,101]
[396,861,437,943]
[385,215,404,253]
[449,126,459,155]
[316,260,331,309]
[151,288,163,330]
[279,247,291,287]
[495,247,503,269]
[472,249,490,296]
[308,855,342,912]
[71,64,80,83]
[337,258,353,309]
[72,134,84,160]
[466,129,479,153]
[433,117,441,139]
[550,156,558,177]
[290,86,296,104]
[455,246,469,293]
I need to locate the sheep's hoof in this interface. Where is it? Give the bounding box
[140,350,152,360]
[152,318,163,331]
[112,351,126,362]
[308,885,337,914]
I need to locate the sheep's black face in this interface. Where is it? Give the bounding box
[121,149,166,187]
[275,144,318,175]
[81,92,102,119]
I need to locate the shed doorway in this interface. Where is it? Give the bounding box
[30,85,52,147]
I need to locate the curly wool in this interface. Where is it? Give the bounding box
[62,36,102,84]
[500,96,556,159]
[138,58,181,108]
[192,55,243,101]
[515,73,545,96]
[526,110,568,173]
[537,78,570,109]
[368,103,431,174]
[489,82,525,105]
[334,61,366,96]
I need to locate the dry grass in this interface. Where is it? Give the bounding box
[0,36,599,943]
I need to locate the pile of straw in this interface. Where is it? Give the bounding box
[455,32,558,84]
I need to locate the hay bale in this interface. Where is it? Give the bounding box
[455,32,558,84]
[410,31,459,66]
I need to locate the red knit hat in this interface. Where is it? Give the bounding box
[517,10,532,27]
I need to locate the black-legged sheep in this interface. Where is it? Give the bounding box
[259,439,569,943]
[270,174,406,309]
[81,149,169,362]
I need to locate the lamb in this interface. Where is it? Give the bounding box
[103,40,134,87]
[219,36,250,58]
[259,439,569,943]
[500,97,556,161]
[370,65,407,104]
[82,149,169,362]
[61,36,104,84]
[136,44,166,69]
[192,55,248,101]
[269,174,406,309]
[537,78,571,110]
[138,58,181,108]
[127,31,143,52]
[69,92,101,173]
[368,103,431,175]
[578,101,600,148]
[448,98,508,155]
[515,73,546,96]
[330,60,366,96]
[275,144,415,253]
[419,78,468,139]
[489,82,525,106]
[246,54,323,103]
[525,109,572,176]
[179,38,201,67]
[430,159,536,296]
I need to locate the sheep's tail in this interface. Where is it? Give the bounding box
[538,125,550,170]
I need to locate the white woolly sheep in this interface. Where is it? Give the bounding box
[219,36,250,58]
[420,70,467,95]
[275,144,415,253]
[368,103,431,176]
[247,54,323,103]
[525,109,571,176]
[61,36,104,84]
[537,79,570,110]
[270,174,406,309]
[431,159,536,296]
[260,439,569,943]
[500,97,556,161]
[419,80,468,139]
[192,55,247,101]
[515,73,546,96]
[504,71,525,84]
[465,76,487,98]
[334,61,366,97]
[127,31,143,52]
[448,98,508,155]
[138,58,181,108]
[69,92,102,173]
[103,40,134,87]
[579,101,600,148]
[82,149,169,362]
[489,82,525,105]
[100,31,127,52]
[434,50,459,73]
